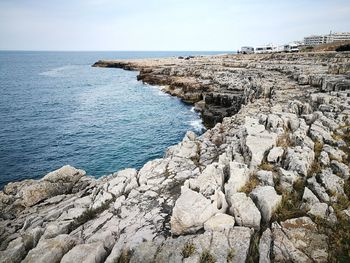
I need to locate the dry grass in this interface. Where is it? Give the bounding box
[181,242,196,258]
[259,162,274,171]
[276,132,294,148]
[117,249,132,263]
[271,179,306,222]
[240,174,259,194]
[199,250,216,263]
[226,248,236,263]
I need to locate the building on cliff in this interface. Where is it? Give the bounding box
[304,31,350,46]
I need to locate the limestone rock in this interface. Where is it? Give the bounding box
[61,242,108,263]
[272,217,328,262]
[203,213,235,232]
[228,192,261,229]
[256,170,274,186]
[259,228,271,263]
[224,161,249,199]
[170,187,220,235]
[22,234,77,263]
[267,147,284,163]
[250,186,282,223]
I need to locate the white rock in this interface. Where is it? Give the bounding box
[229,192,261,229]
[22,234,76,263]
[267,147,284,163]
[204,213,235,232]
[250,186,282,223]
[224,161,249,199]
[256,170,274,186]
[259,228,271,263]
[170,187,220,235]
[188,163,224,197]
[319,169,344,196]
[61,242,108,263]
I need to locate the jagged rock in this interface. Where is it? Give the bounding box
[330,160,349,179]
[224,161,249,199]
[322,145,345,162]
[16,165,86,207]
[60,242,108,263]
[278,168,300,192]
[272,217,328,262]
[307,176,330,202]
[228,192,261,229]
[138,159,169,186]
[22,234,77,263]
[245,117,278,167]
[319,169,344,196]
[256,170,274,186]
[267,147,284,163]
[318,151,330,166]
[309,121,333,143]
[188,163,225,197]
[250,186,282,223]
[301,187,319,210]
[0,237,26,263]
[170,187,223,235]
[203,213,235,232]
[259,228,271,263]
[284,146,314,176]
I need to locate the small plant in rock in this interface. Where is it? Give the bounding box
[240,174,259,194]
[181,241,196,258]
[117,249,132,263]
[276,132,294,148]
[226,248,235,262]
[259,162,274,172]
[199,250,216,263]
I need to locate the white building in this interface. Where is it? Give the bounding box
[304,32,350,46]
[304,35,332,46]
[330,32,350,42]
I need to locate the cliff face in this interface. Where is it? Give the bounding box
[1,52,350,263]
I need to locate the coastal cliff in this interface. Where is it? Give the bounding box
[1,52,350,263]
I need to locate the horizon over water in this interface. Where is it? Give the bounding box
[0,51,232,189]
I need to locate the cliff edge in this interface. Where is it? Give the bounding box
[1,52,350,263]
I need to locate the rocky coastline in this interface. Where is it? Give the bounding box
[1,52,350,262]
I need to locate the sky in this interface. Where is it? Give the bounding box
[0,0,349,51]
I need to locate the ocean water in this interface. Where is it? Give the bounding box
[0,51,229,189]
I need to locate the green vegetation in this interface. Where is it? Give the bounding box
[181,242,196,258]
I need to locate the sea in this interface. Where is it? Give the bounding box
[0,51,231,189]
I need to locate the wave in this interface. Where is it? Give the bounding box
[189,119,205,133]
[39,65,78,77]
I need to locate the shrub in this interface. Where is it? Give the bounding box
[181,242,196,258]
[199,250,216,263]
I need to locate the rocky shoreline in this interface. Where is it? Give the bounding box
[1,52,350,262]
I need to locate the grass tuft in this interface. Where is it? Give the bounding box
[199,250,216,263]
[181,242,196,258]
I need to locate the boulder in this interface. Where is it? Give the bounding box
[319,169,344,196]
[224,161,249,199]
[22,234,77,263]
[228,192,261,229]
[284,146,314,176]
[272,217,328,262]
[204,213,235,232]
[256,170,274,186]
[61,242,108,263]
[250,186,282,223]
[267,147,284,163]
[259,228,272,263]
[170,187,221,235]
[330,160,349,179]
[188,163,225,197]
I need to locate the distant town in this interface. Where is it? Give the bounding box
[240,31,350,54]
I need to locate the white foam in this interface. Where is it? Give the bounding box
[189,119,205,133]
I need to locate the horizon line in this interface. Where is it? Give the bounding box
[0,49,237,52]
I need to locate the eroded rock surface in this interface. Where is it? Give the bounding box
[1,52,350,262]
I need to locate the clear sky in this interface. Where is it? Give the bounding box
[0,0,349,51]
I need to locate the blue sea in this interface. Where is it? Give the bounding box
[0,51,230,189]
